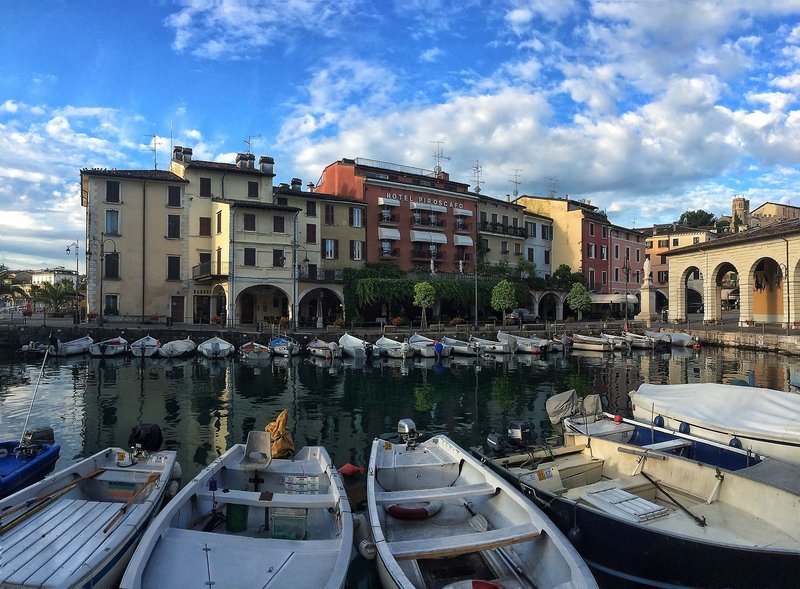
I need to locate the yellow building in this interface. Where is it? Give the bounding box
[476,195,527,267]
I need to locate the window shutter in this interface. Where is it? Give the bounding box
[334,240,339,259]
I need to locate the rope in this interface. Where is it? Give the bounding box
[19,333,51,446]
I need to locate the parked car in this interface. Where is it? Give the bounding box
[509,308,539,323]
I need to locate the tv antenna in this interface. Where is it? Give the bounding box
[472,160,483,194]
[145,135,162,169]
[546,178,558,198]
[508,168,523,198]
[430,140,450,174]
[244,134,262,154]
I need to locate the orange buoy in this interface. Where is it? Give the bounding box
[338,463,365,476]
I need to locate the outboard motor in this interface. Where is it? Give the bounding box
[507,420,534,448]
[128,423,164,455]
[486,432,507,454]
[17,426,55,457]
[397,418,418,449]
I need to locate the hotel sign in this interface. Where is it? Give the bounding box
[383,191,466,210]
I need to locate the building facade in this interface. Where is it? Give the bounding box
[476,195,528,268]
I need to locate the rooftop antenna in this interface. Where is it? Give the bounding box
[430,140,450,175]
[145,135,162,169]
[244,135,262,154]
[472,160,483,194]
[169,120,173,155]
[508,168,523,198]
[546,178,558,198]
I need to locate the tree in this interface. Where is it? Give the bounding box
[413,282,436,329]
[0,265,27,306]
[551,264,574,290]
[565,283,592,320]
[490,279,517,323]
[678,209,716,227]
[34,280,72,316]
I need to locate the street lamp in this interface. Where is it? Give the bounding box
[292,243,309,331]
[66,240,80,324]
[89,232,117,326]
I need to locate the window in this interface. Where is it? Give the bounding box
[104,252,120,279]
[602,226,607,238]
[306,201,316,217]
[501,241,509,254]
[273,216,285,233]
[527,248,534,263]
[658,270,669,283]
[515,243,522,255]
[480,211,487,223]
[658,239,669,247]
[615,268,620,282]
[106,181,120,203]
[673,238,679,246]
[589,269,595,290]
[276,196,288,206]
[660,254,668,264]
[243,214,256,231]
[602,271,607,285]
[105,210,120,235]
[381,241,392,255]
[350,240,364,260]
[527,222,536,237]
[625,247,630,260]
[324,205,335,225]
[103,293,119,315]
[323,239,338,259]
[167,256,181,280]
[588,243,596,259]
[502,215,508,226]
[168,185,181,207]
[491,213,498,224]
[200,177,211,197]
[199,217,211,236]
[244,248,256,267]
[614,244,620,259]
[216,211,222,234]
[272,250,285,267]
[248,181,259,198]
[544,250,550,264]
[167,214,181,238]
[601,245,608,260]
[349,207,363,228]
[645,240,653,249]
[589,222,595,236]
[636,249,641,262]
[693,236,700,244]
[306,223,316,244]
[635,270,641,283]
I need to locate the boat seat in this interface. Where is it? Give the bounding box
[374,482,497,505]
[389,522,542,561]
[642,439,692,452]
[239,431,272,471]
[194,489,337,509]
[582,487,669,523]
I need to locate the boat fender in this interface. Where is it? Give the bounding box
[386,500,442,520]
[653,415,665,428]
[613,415,623,424]
[353,513,377,560]
[679,422,690,435]
[0,448,7,458]
[338,463,366,476]
[170,461,183,481]
[433,341,444,354]
[729,437,742,449]
[166,480,180,501]
[568,526,585,547]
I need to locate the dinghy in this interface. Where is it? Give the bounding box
[89,336,129,357]
[569,334,613,352]
[470,334,516,353]
[306,337,341,360]
[130,335,161,358]
[239,341,271,361]
[374,335,412,359]
[440,336,482,356]
[269,336,301,357]
[120,431,352,589]
[368,419,598,589]
[48,334,93,357]
[159,337,196,358]
[197,336,234,359]
[0,432,177,589]
[0,427,60,498]
[623,331,656,349]
[498,330,550,353]
[338,332,373,359]
[600,333,629,350]
[645,329,697,347]
[408,333,450,358]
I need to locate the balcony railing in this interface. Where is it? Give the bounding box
[192,261,229,280]
[297,267,344,283]
[411,250,446,261]
[453,221,472,232]
[378,212,399,223]
[380,248,400,259]
[411,217,446,229]
[478,221,526,238]
[453,252,472,262]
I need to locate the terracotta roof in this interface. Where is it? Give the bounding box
[669,219,800,255]
[211,197,300,213]
[80,169,188,183]
[185,160,271,176]
[273,185,365,205]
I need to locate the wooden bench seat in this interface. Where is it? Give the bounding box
[374,482,497,505]
[642,439,692,452]
[389,522,541,561]
[194,489,336,509]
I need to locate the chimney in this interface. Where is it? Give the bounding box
[306,182,315,192]
[506,195,510,203]
[259,156,274,175]
[235,153,248,169]
[291,178,302,192]
[172,145,184,162]
[247,153,255,169]
[182,147,192,163]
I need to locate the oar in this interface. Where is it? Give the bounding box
[103,472,160,534]
[0,467,105,520]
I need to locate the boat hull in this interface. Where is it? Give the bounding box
[0,441,60,497]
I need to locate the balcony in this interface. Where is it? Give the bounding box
[297,266,344,283]
[453,252,472,262]
[454,220,472,232]
[377,211,399,224]
[411,249,446,262]
[478,221,526,238]
[379,248,400,259]
[411,216,446,230]
[192,261,229,281]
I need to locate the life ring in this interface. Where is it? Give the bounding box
[386,500,442,520]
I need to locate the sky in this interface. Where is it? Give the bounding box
[2,0,800,272]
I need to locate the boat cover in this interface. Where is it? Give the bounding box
[630,383,800,443]
[545,390,602,424]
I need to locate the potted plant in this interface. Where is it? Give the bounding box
[87,311,98,321]
[279,316,289,328]
[391,316,406,327]
[450,316,465,326]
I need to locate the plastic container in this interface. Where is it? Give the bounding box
[225,503,249,533]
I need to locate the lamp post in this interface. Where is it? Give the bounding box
[474,246,479,329]
[781,237,790,334]
[622,256,631,329]
[293,243,309,331]
[66,240,80,324]
[89,232,117,326]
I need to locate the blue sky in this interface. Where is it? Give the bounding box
[3,0,800,271]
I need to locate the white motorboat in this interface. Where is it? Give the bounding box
[197,336,234,358]
[498,330,550,353]
[440,336,482,356]
[121,431,352,589]
[630,382,800,464]
[407,333,451,358]
[306,337,342,360]
[645,330,697,347]
[470,334,516,354]
[239,341,271,361]
[269,336,301,357]
[624,331,656,349]
[89,336,128,357]
[0,438,177,589]
[130,335,161,358]
[338,332,373,359]
[570,334,613,352]
[159,337,196,358]
[600,333,629,350]
[375,335,412,359]
[48,334,93,357]
[367,419,598,589]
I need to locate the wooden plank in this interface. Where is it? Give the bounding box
[193,489,336,509]
[374,482,497,505]
[389,523,542,561]
[642,439,692,452]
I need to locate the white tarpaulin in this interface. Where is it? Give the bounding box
[454,209,473,216]
[410,202,447,213]
[378,228,401,240]
[378,197,400,207]
[453,235,474,247]
[410,231,447,244]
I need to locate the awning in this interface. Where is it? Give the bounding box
[453,235,474,247]
[411,202,447,213]
[454,209,473,216]
[410,230,448,244]
[378,197,400,207]
[590,294,638,304]
[378,227,401,240]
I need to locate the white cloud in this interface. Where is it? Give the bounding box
[420,47,442,63]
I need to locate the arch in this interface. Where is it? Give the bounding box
[297,286,343,328]
[746,256,784,324]
[536,291,564,322]
[234,284,290,326]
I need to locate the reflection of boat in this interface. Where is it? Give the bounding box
[412,356,449,372]
[306,337,341,359]
[89,336,129,357]
[408,333,450,358]
[498,330,549,353]
[570,334,613,352]
[307,355,342,372]
[470,335,516,354]
[49,334,93,357]
[630,382,800,464]
[338,332,373,359]
[239,341,271,361]
[130,335,161,358]
[2,442,177,589]
[159,337,196,358]
[368,420,598,589]
[550,334,570,352]
[197,336,234,358]
[374,335,412,358]
[269,336,301,357]
[440,336,481,356]
[0,427,60,498]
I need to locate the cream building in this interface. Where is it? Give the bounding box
[476,195,528,267]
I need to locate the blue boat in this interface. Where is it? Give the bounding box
[0,428,60,498]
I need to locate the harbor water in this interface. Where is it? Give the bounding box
[0,345,795,587]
